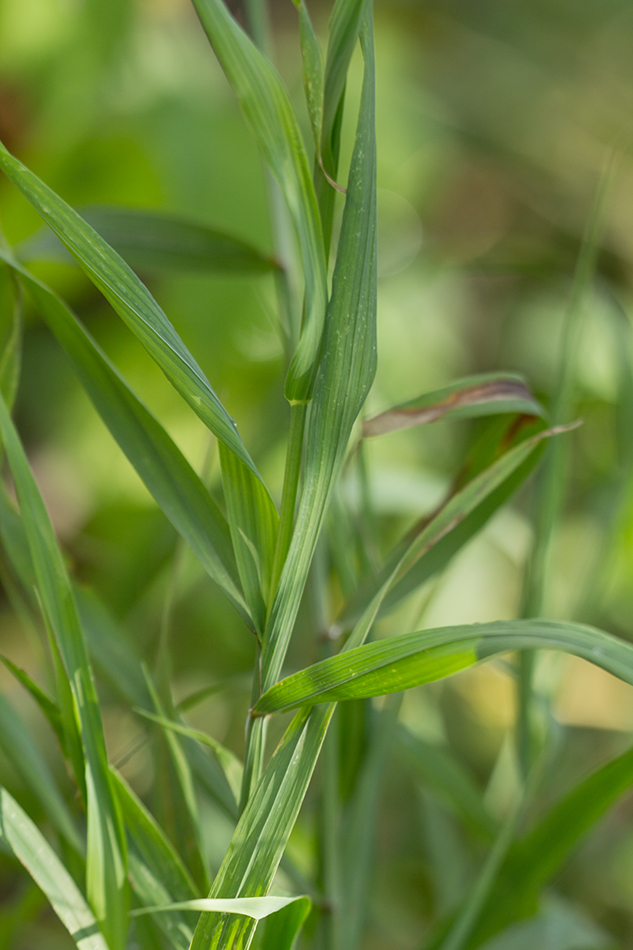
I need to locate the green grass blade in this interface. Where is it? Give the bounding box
[0,263,22,409]
[262,10,376,690]
[0,391,128,950]
[259,895,311,950]
[0,248,251,625]
[396,724,495,838]
[253,618,633,714]
[340,428,554,654]
[190,0,327,402]
[189,705,332,950]
[293,0,324,151]
[112,770,198,950]
[142,669,210,893]
[363,373,545,437]
[219,443,278,633]
[136,709,243,806]
[18,206,279,273]
[316,0,365,242]
[340,425,547,628]
[132,895,307,920]
[0,653,65,748]
[0,142,261,480]
[468,743,633,947]
[0,785,109,950]
[0,692,82,852]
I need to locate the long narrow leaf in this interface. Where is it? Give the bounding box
[468,743,633,946]
[0,692,82,852]
[18,206,279,273]
[0,140,262,480]
[0,248,251,625]
[112,771,198,950]
[0,391,128,950]
[253,619,633,714]
[219,443,278,633]
[0,785,109,950]
[363,372,545,437]
[132,895,307,920]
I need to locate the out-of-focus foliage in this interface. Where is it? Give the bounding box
[1,0,633,947]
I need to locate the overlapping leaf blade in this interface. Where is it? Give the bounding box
[190,0,327,401]
[0,248,252,625]
[0,141,261,479]
[0,786,109,950]
[189,705,332,950]
[18,206,278,273]
[0,390,128,950]
[254,619,633,714]
[262,9,377,690]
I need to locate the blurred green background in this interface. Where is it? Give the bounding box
[2,0,633,946]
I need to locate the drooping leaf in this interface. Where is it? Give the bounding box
[292,0,324,151]
[0,140,262,480]
[253,619,633,714]
[18,206,279,273]
[190,0,327,402]
[363,373,545,438]
[0,785,109,950]
[0,247,251,626]
[259,895,312,950]
[131,895,308,921]
[0,390,128,950]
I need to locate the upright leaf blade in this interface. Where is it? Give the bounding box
[0,391,128,950]
[262,9,376,690]
[189,706,332,950]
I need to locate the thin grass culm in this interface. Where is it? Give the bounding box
[0,1,632,949]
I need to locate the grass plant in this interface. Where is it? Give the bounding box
[0,0,631,948]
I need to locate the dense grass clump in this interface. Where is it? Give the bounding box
[0,0,632,948]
